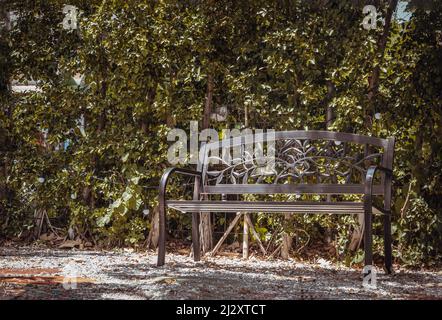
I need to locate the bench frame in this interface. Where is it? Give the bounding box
[157,130,395,273]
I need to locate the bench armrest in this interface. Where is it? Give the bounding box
[367,165,392,177]
[365,165,393,188]
[364,165,393,212]
[159,167,202,204]
[157,167,202,266]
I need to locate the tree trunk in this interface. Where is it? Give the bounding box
[84,42,108,213]
[0,8,12,222]
[412,128,424,192]
[325,81,335,130]
[242,215,249,259]
[199,73,214,254]
[366,0,398,129]
[324,81,336,244]
[281,213,292,259]
[141,85,157,133]
[167,70,176,127]
[242,96,250,258]
[146,205,160,249]
[202,73,213,129]
[351,0,398,251]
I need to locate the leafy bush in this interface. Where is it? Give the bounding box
[0,1,441,266]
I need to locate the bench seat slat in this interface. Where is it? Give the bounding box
[167,200,367,214]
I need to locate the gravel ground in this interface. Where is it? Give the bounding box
[0,246,441,300]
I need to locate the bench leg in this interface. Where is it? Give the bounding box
[383,213,393,274]
[192,212,201,261]
[363,208,373,273]
[157,201,166,267]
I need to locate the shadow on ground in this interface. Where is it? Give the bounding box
[1,247,441,300]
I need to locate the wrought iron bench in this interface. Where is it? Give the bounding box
[157,130,395,273]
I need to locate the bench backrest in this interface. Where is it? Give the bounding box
[198,130,394,196]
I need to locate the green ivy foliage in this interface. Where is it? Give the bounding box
[1,0,441,266]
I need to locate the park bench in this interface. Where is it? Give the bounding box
[157,130,395,273]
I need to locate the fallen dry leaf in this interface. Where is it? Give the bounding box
[151,276,177,285]
[0,276,95,285]
[0,268,61,276]
[59,240,81,249]
[39,233,56,242]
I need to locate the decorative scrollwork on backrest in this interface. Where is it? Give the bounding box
[202,134,385,186]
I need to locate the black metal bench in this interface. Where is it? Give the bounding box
[157,130,395,273]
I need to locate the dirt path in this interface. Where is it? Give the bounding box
[0,246,441,300]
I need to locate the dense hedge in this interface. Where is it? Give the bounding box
[1,0,441,266]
